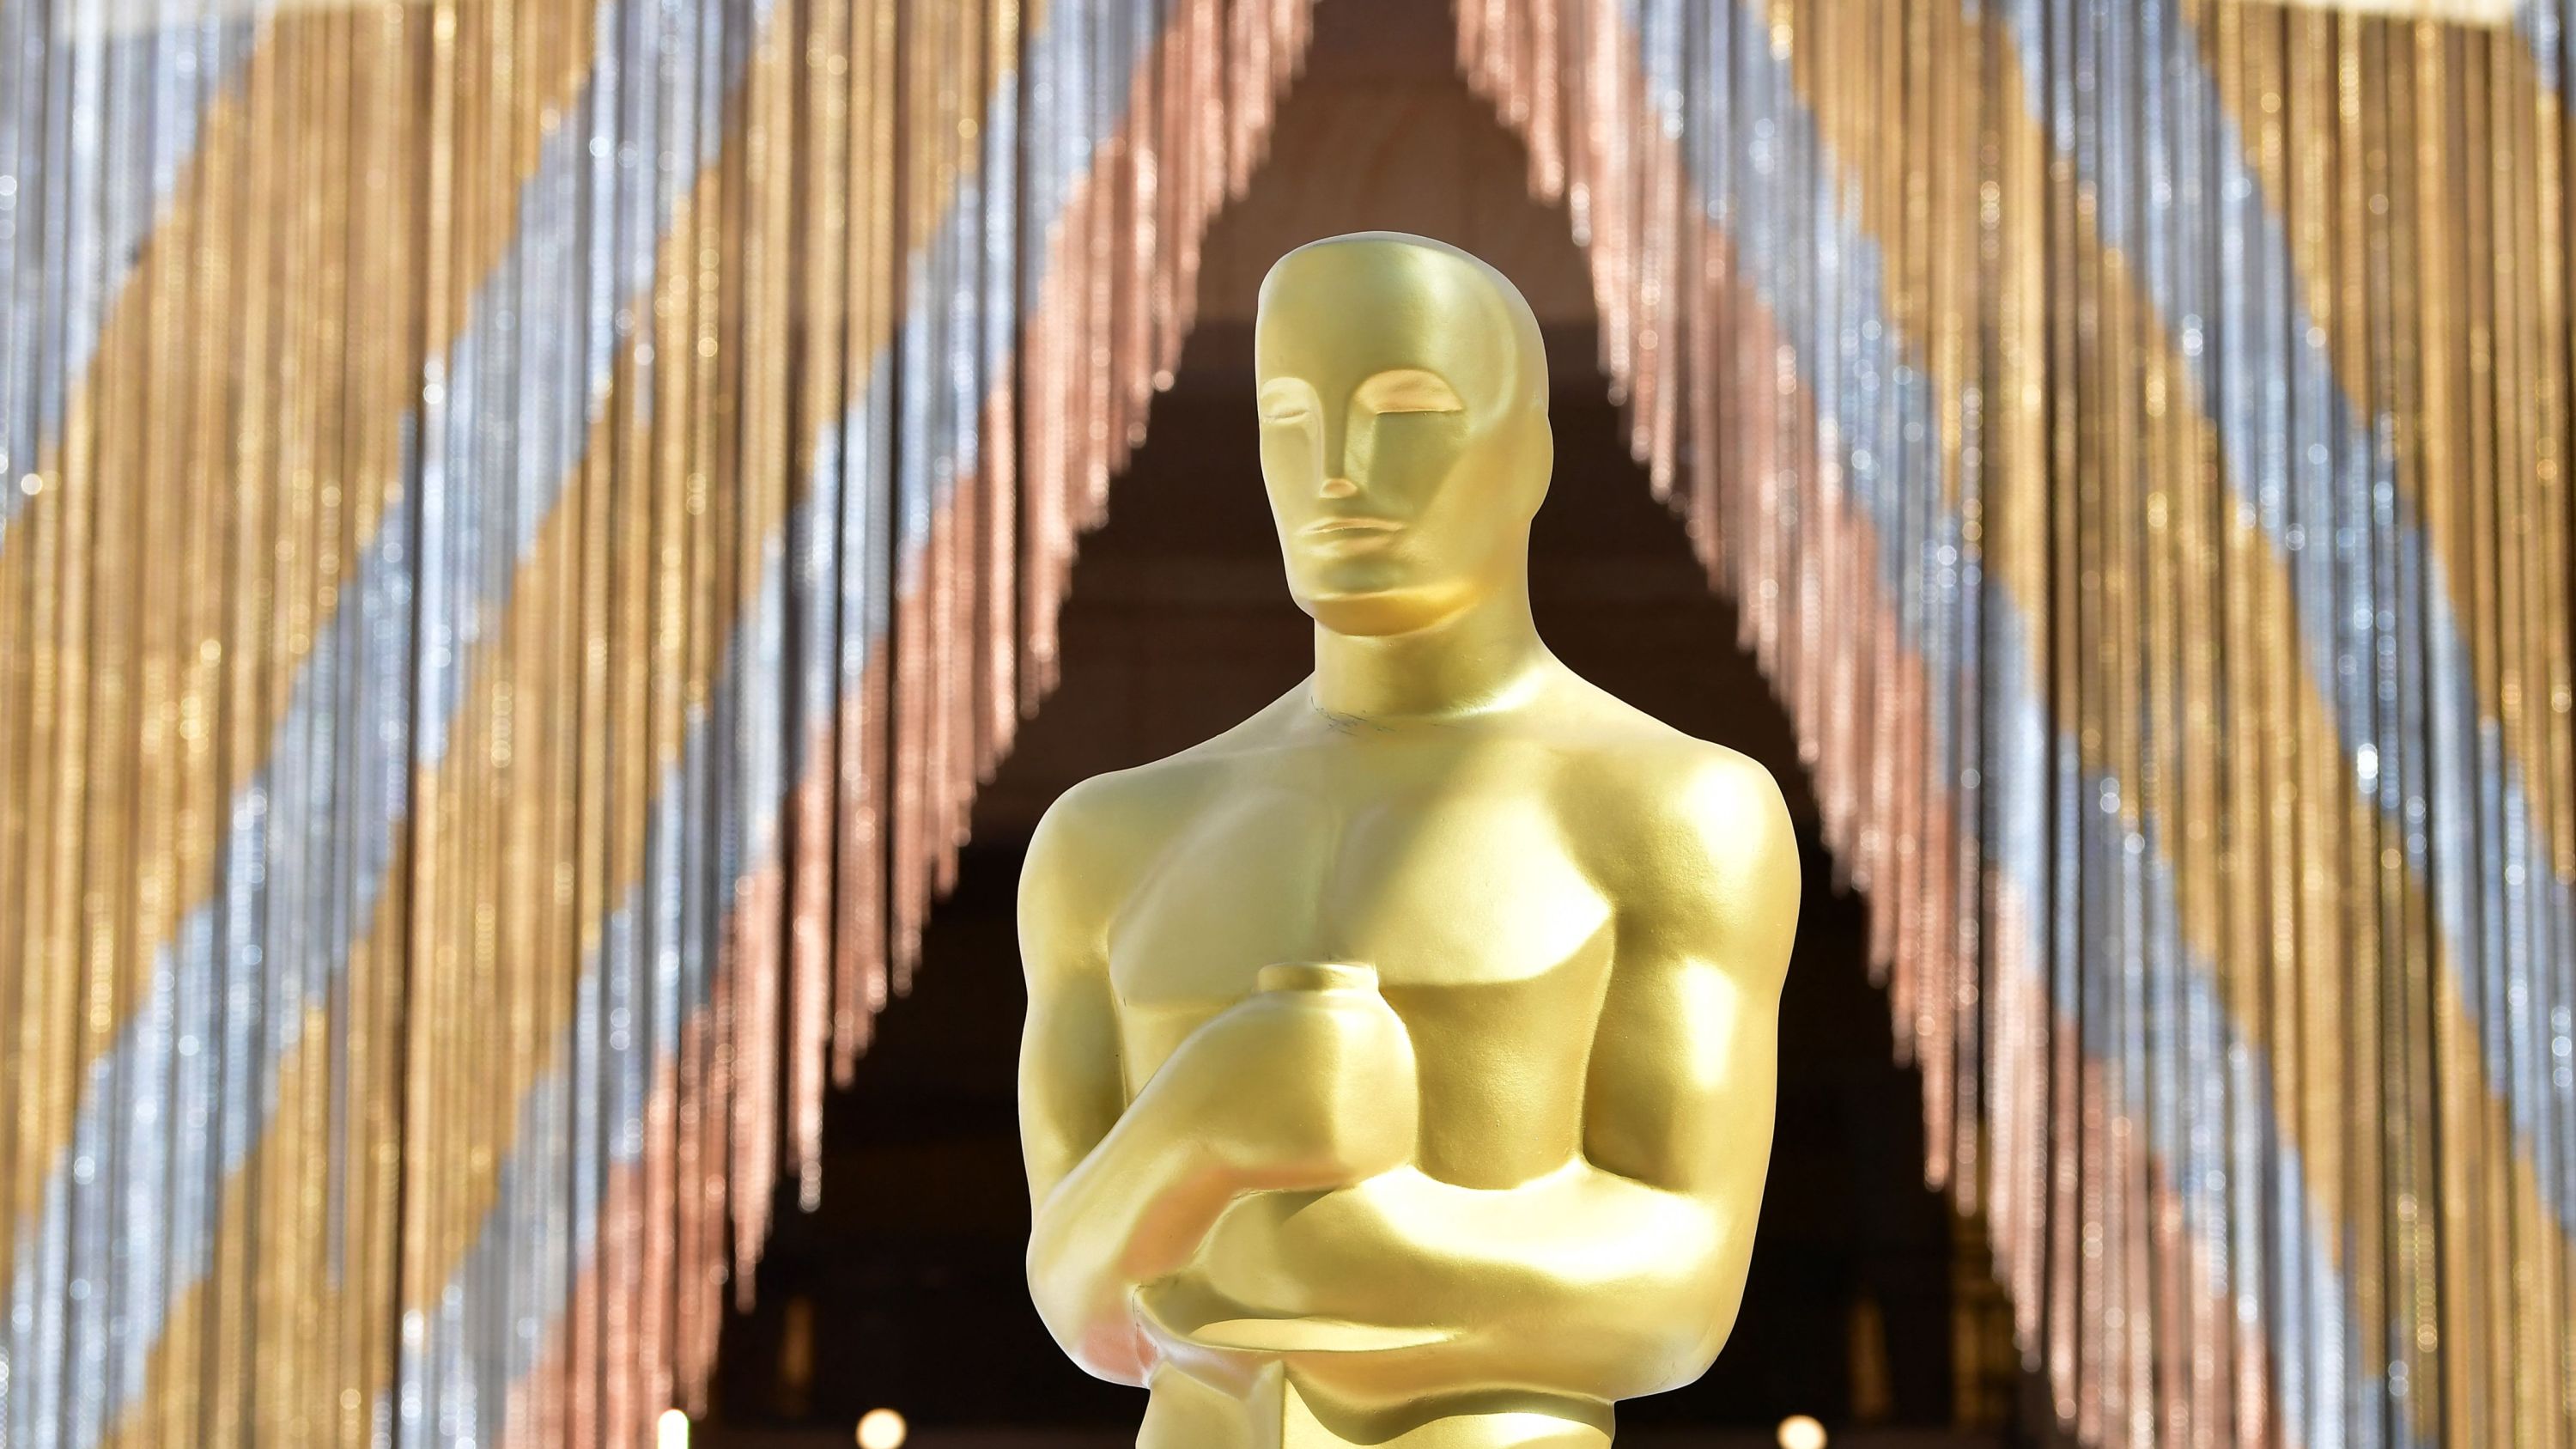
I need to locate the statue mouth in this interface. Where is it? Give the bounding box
[1299,517,1405,539]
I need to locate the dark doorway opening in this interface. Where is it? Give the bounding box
[703,332,1999,1444]
[706,2,2023,1441]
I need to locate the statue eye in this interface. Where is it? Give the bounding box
[1356,368,1464,416]
[1258,381,1315,424]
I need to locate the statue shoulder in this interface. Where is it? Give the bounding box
[1017,746,1235,971]
[1590,734,1793,866]
[1564,730,1800,980]
[1656,737,1791,845]
[1023,764,1170,902]
[1022,681,1306,892]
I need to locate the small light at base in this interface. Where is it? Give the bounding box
[856,1407,908,1449]
[1777,1415,1827,1449]
[655,1409,690,1449]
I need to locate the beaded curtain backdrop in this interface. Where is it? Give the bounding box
[0,1,2571,1448]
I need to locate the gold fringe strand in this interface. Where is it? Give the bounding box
[1462,1,2576,1446]
[0,1,1315,1445]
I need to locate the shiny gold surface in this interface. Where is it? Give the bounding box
[21,2,2576,1442]
[1018,234,1802,1448]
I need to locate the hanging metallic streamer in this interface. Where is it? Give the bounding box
[0,1,1310,1446]
[1461,0,2576,1445]
[5,1,2570,1446]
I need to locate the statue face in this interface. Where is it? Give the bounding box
[1254,235,1551,636]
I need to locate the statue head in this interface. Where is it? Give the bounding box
[1254,232,1552,637]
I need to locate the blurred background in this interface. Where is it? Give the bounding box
[3,0,2569,1446]
[683,14,2033,1441]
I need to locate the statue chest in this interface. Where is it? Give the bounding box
[1105,761,1616,1185]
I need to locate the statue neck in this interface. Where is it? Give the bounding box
[1308,575,1551,726]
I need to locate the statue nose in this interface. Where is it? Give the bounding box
[1320,476,1358,498]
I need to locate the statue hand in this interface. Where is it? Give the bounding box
[1166,963,1418,1195]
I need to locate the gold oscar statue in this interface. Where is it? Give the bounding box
[1018,232,1801,1448]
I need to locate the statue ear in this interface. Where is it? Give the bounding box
[1515,414,1555,521]
[1515,412,1556,513]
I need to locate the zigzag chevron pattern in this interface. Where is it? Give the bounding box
[1460,0,2576,1445]
[0,1,1308,1444]
[2,1,2571,1446]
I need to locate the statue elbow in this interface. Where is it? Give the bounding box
[1024,1236,1152,1388]
[1068,1323,1154,1389]
[1564,1255,1747,1400]
[1672,1265,1753,1389]
[1628,1239,1753,1396]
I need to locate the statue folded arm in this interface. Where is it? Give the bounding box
[1020,1004,1236,1385]
[1018,776,1424,1386]
[1179,752,1801,1403]
[1022,754,1799,1403]
[1018,781,1192,1385]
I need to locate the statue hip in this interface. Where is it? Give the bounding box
[1139,1361,1613,1449]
